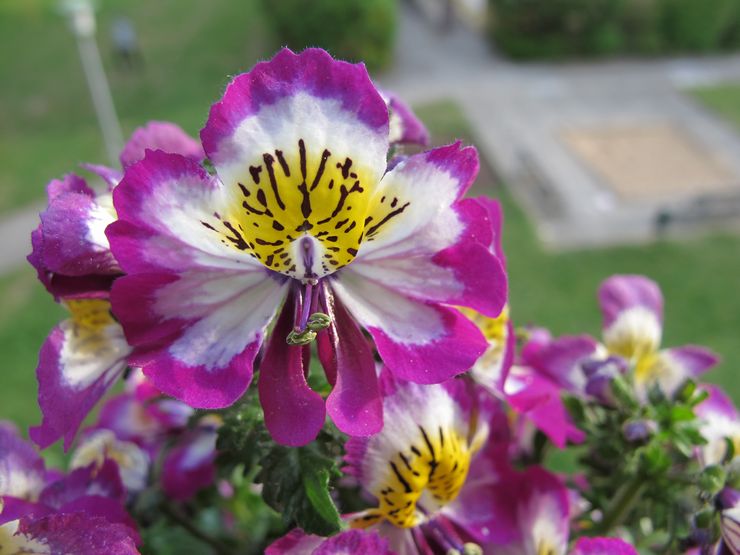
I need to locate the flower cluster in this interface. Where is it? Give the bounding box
[1,48,738,554]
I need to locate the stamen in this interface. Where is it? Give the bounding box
[285,280,332,345]
[423,519,464,554]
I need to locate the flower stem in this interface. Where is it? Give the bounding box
[596,475,646,535]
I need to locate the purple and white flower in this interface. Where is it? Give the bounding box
[28,122,203,450]
[695,385,740,467]
[599,275,719,399]
[339,372,512,554]
[266,528,395,555]
[107,47,507,445]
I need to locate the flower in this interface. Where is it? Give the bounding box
[695,385,740,467]
[504,331,592,448]
[0,422,140,554]
[341,372,510,553]
[717,488,740,555]
[28,121,203,450]
[107,47,507,445]
[599,275,719,399]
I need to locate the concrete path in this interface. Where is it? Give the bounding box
[3,4,740,275]
[379,3,740,249]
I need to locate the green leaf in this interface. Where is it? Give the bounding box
[256,441,344,537]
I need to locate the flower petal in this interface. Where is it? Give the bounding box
[108,151,264,274]
[30,300,131,450]
[119,121,203,169]
[357,142,479,258]
[332,274,487,384]
[259,296,326,446]
[12,512,140,554]
[37,176,118,276]
[599,275,663,359]
[385,92,429,146]
[571,537,639,555]
[111,270,286,408]
[319,288,382,437]
[350,197,506,318]
[0,423,46,500]
[161,425,217,501]
[201,48,389,280]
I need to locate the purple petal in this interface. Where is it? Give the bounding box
[506,369,584,448]
[320,289,382,437]
[38,179,118,277]
[161,425,217,501]
[524,335,600,394]
[599,274,663,329]
[80,163,122,189]
[39,460,125,508]
[111,269,285,409]
[202,48,388,181]
[15,512,140,553]
[349,196,506,319]
[471,196,506,265]
[258,297,325,446]
[333,275,487,384]
[663,345,720,378]
[108,150,264,274]
[571,537,639,554]
[267,529,394,555]
[356,142,480,259]
[30,311,130,450]
[385,91,429,146]
[0,423,46,499]
[120,121,203,169]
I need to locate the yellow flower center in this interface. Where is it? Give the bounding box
[200,140,410,281]
[351,425,473,529]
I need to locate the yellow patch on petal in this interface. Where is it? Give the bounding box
[350,425,472,530]
[63,299,117,355]
[201,140,410,281]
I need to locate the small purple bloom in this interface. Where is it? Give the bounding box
[107,48,506,445]
[598,275,719,399]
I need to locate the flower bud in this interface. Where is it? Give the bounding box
[623,419,657,443]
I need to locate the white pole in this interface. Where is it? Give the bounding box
[63,0,124,165]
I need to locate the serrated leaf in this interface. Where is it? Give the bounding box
[256,442,344,537]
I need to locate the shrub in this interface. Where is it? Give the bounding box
[260,0,397,72]
[488,0,740,59]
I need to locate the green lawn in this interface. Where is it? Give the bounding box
[691,81,740,131]
[0,0,270,214]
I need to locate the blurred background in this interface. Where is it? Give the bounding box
[1,0,739,433]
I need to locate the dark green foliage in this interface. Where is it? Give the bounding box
[256,438,344,537]
[216,395,345,539]
[488,0,740,59]
[259,0,397,72]
[563,379,725,551]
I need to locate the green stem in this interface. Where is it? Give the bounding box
[161,501,233,555]
[596,476,646,535]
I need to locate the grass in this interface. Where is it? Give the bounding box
[691,81,740,131]
[0,0,270,214]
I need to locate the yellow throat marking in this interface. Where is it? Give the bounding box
[351,425,473,530]
[201,139,410,280]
